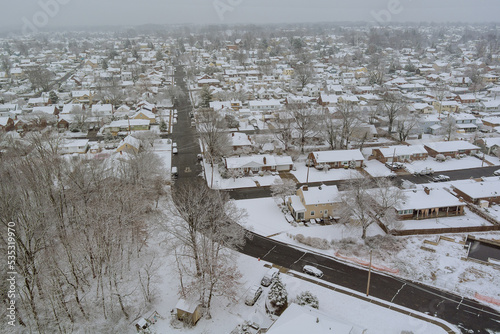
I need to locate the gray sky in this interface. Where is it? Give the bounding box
[5,0,500,32]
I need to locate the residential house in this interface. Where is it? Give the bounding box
[419,114,441,134]
[424,141,480,158]
[433,100,460,113]
[452,113,478,133]
[248,99,282,111]
[0,117,14,131]
[317,93,339,106]
[175,299,202,326]
[116,135,141,154]
[482,116,500,128]
[372,145,428,163]
[395,187,465,220]
[132,109,157,124]
[455,94,477,104]
[71,90,93,104]
[60,139,89,154]
[229,132,253,152]
[287,185,342,221]
[452,179,500,207]
[105,119,150,136]
[224,154,293,175]
[307,149,364,169]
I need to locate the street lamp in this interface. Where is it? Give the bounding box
[366,250,372,297]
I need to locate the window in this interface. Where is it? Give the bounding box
[310,211,315,216]
[319,211,323,214]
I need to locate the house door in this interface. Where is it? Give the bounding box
[297,212,304,220]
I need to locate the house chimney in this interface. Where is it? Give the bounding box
[263,156,267,164]
[303,185,308,191]
[232,132,234,137]
[424,187,430,195]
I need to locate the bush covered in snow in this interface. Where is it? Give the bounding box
[294,234,330,250]
[295,291,319,309]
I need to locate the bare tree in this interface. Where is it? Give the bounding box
[294,64,315,91]
[273,110,295,152]
[321,108,341,150]
[270,179,297,205]
[25,66,55,92]
[440,116,457,141]
[396,112,420,142]
[336,102,362,149]
[289,104,320,153]
[340,177,404,239]
[197,109,231,187]
[379,91,407,134]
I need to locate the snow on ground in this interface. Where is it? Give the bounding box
[234,197,500,312]
[363,159,395,177]
[403,156,499,174]
[291,162,364,183]
[235,198,294,236]
[398,208,493,230]
[153,138,173,176]
[203,161,281,189]
[150,243,453,334]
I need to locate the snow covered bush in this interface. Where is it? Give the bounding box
[294,234,330,250]
[268,277,288,310]
[435,154,446,162]
[295,291,319,309]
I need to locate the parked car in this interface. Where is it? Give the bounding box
[197,153,203,161]
[172,142,177,148]
[414,167,434,176]
[261,268,280,287]
[385,162,404,170]
[244,285,263,306]
[173,147,178,154]
[432,174,450,182]
[494,169,500,176]
[303,265,323,278]
[171,166,178,178]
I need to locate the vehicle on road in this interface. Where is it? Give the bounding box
[171,166,178,178]
[303,265,323,278]
[432,174,450,182]
[261,268,280,287]
[244,285,263,306]
[173,147,178,154]
[172,142,177,148]
[197,153,203,161]
[494,169,500,176]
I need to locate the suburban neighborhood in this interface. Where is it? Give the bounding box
[1,16,500,334]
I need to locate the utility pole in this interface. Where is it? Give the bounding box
[366,250,372,297]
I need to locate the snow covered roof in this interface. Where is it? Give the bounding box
[376,145,427,157]
[225,154,276,169]
[118,135,141,150]
[230,132,252,147]
[453,180,500,200]
[175,298,200,313]
[133,109,156,119]
[300,185,340,206]
[424,141,479,153]
[311,149,364,163]
[396,188,463,211]
[267,303,359,334]
[109,119,150,127]
[288,195,306,213]
[275,155,293,166]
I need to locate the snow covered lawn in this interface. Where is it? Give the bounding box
[150,249,454,334]
[363,159,396,177]
[291,163,364,183]
[397,208,494,230]
[153,139,173,176]
[235,198,294,237]
[403,156,498,174]
[203,162,281,189]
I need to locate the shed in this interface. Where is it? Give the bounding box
[176,298,202,325]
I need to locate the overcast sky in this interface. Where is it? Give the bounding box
[4,0,500,32]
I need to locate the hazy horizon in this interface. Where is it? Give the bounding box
[2,0,500,34]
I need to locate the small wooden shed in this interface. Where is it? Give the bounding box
[175,298,202,325]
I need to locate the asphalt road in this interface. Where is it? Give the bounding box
[170,64,500,333]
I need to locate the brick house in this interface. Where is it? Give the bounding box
[372,145,428,163]
[424,141,480,158]
[452,180,500,207]
[307,149,364,169]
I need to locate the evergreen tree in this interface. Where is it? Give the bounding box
[49,91,59,105]
[200,85,212,108]
[268,276,287,309]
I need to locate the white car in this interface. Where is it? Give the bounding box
[244,285,263,306]
[261,268,280,287]
[494,169,500,176]
[303,265,323,278]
